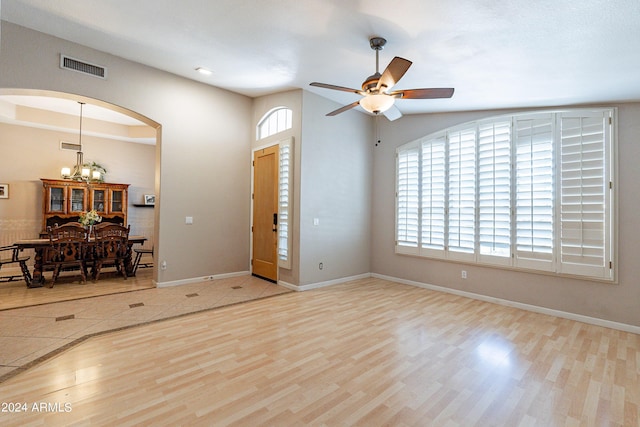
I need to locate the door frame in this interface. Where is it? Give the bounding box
[250,137,294,283]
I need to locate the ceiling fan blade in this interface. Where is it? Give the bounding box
[376,57,412,91]
[382,104,402,121]
[326,100,361,116]
[310,82,363,95]
[390,88,455,99]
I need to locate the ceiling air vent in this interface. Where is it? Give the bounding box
[60,141,81,151]
[60,54,107,79]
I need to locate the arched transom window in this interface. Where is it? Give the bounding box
[257,107,292,140]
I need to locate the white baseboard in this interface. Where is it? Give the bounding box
[277,280,297,291]
[372,273,640,335]
[279,273,372,292]
[156,270,250,288]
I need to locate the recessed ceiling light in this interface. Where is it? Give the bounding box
[195,67,212,76]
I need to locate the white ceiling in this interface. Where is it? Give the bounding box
[2,0,640,117]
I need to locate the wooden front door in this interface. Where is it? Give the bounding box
[252,145,279,282]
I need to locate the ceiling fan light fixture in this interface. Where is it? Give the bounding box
[360,94,395,114]
[311,36,454,119]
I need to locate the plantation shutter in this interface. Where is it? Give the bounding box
[396,144,420,253]
[478,121,511,265]
[420,135,446,256]
[514,114,555,271]
[278,138,293,269]
[447,128,476,260]
[558,111,612,279]
[393,108,614,281]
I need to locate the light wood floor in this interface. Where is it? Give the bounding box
[0,273,290,382]
[0,277,638,426]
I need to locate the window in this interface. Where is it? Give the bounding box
[514,114,555,270]
[258,107,293,140]
[278,138,293,269]
[395,109,615,281]
[420,136,446,253]
[478,121,511,263]
[396,147,420,248]
[448,128,477,259]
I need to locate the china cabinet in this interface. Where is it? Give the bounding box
[41,179,129,230]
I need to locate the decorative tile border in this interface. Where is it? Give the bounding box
[0,290,292,384]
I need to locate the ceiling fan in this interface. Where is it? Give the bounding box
[310,37,454,121]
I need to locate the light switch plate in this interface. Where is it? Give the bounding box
[185,216,193,225]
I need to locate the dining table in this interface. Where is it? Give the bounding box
[14,235,147,288]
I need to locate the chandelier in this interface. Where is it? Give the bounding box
[60,102,103,182]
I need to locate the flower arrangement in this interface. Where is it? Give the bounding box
[79,209,102,227]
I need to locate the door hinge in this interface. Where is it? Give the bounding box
[250,259,253,265]
[609,116,612,125]
[609,261,613,269]
[609,181,613,189]
[251,226,253,232]
[252,160,255,167]
[252,193,254,199]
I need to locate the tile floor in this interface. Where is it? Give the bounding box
[0,274,290,383]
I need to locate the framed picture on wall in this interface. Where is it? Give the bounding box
[144,194,155,205]
[0,183,8,199]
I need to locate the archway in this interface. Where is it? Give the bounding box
[0,88,161,304]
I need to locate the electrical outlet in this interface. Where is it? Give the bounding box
[161,260,167,270]
[319,262,323,270]
[461,270,467,279]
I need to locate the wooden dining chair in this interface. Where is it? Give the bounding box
[131,246,153,276]
[93,223,130,281]
[0,245,33,287]
[45,222,90,287]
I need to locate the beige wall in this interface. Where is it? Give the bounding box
[298,91,372,286]
[0,21,253,284]
[372,104,640,327]
[0,122,155,251]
